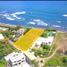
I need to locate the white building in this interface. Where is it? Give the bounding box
[0,27,8,31]
[32,36,54,48]
[5,52,30,67]
[0,33,4,40]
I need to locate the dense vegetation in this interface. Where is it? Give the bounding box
[0,42,17,67]
[45,54,67,66]
[0,42,17,59]
[32,45,50,57]
[0,58,7,67]
[31,60,38,67]
[0,38,19,67]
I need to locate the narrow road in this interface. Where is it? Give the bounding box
[8,40,21,51]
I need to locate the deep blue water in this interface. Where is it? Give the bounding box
[0,1,67,31]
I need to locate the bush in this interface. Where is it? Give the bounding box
[62,57,67,63]
[0,58,7,67]
[41,32,47,37]
[42,45,50,50]
[31,60,38,67]
[34,49,41,56]
[26,28,31,31]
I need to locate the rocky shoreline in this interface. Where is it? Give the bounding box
[0,22,16,28]
[0,22,67,32]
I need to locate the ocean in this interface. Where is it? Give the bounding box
[0,1,67,31]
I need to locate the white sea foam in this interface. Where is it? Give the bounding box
[11,11,26,19]
[52,25,61,28]
[13,11,26,15]
[1,11,26,20]
[37,21,48,26]
[5,17,15,20]
[28,21,35,25]
[3,13,15,20]
[57,21,62,23]
[11,14,21,19]
[33,19,41,22]
[33,19,48,26]
[62,14,67,17]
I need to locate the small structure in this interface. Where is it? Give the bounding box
[5,52,30,67]
[17,28,25,35]
[52,31,56,36]
[0,33,4,40]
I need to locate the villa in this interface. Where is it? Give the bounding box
[4,52,30,67]
[32,36,54,48]
[24,36,54,60]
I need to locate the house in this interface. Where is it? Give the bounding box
[5,52,30,67]
[0,33,4,40]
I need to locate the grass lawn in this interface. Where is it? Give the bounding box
[0,58,7,67]
[15,28,44,51]
[0,43,17,58]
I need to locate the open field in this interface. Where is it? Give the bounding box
[45,32,67,66]
[54,32,67,53]
[15,28,44,51]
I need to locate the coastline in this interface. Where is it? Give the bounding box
[0,22,67,33]
[0,22,16,28]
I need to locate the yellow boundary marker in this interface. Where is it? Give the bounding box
[15,28,44,51]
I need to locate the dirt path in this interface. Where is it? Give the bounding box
[48,32,57,55]
[44,48,59,64]
[44,32,60,66]
[44,32,67,66]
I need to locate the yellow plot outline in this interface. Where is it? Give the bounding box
[15,28,44,51]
